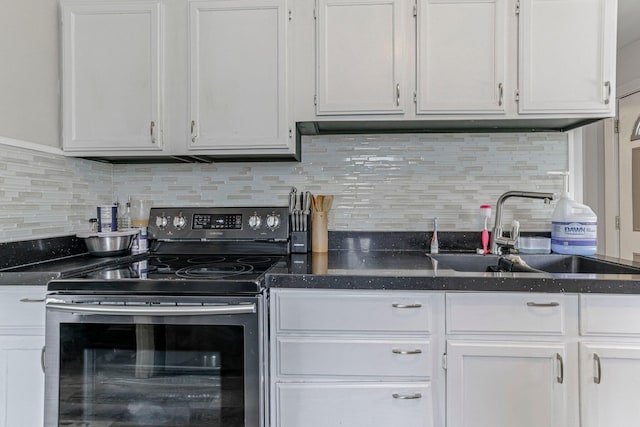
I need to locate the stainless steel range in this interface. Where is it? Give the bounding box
[45,206,289,427]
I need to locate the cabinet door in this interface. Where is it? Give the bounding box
[0,336,45,427]
[518,0,616,114]
[188,0,291,152]
[276,382,434,427]
[316,0,406,115]
[416,0,507,114]
[447,341,572,427]
[61,0,162,151]
[580,343,640,427]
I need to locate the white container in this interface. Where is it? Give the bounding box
[550,173,597,255]
[518,237,551,254]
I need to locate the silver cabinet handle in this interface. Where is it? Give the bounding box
[392,348,422,355]
[604,81,611,105]
[46,302,255,317]
[20,298,46,303]
[41,346,46,374]
[526,302,560,308]
[556,353,564,384]
[392,393,422,400]
[498,83,504,106]
[190,120,198,142]
[150,121,156,143]
[594,353,601,384]
[396,83,400,107]
[392,303,422,309]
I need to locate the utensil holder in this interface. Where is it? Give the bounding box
[312,211,328,253]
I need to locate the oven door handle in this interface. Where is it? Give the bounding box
[46,302,256,316]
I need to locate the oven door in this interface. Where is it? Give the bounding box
[44,294,263,427]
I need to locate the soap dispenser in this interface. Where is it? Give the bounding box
[549,172,597,255]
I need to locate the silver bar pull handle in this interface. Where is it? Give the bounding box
[556,353,564,384]
[498,83,504,106]
[604,81,611,105]
[191,120,198,142]
[396,83,400,107]
[150,121,156,143]
[20,298,46,303]
[594,353,601,384]
[392,303,422,309]
[526,302,560,308]
[41,346,46,374]
[392,393,422,400]
[46,302,255,317]
[392,348,422,355]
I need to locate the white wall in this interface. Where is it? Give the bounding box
[618,38,640,95]
[0,0,60,148]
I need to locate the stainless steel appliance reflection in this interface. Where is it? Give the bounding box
[45,207,289,427]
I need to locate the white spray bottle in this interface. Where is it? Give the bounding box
[549,172,598,255]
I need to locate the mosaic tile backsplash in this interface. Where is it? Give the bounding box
[0,133,567,242]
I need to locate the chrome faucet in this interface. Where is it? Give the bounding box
[490,191,554,255]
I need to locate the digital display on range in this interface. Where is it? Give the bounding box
[192,214,242,230]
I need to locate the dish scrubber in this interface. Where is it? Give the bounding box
[480,205,491,254]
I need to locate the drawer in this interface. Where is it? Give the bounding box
[276,382,434,427]
[580,294,640,336]
[0,286,46,333]
[276,337,432,378]
[446,293,570,335]
[274,290,434,333]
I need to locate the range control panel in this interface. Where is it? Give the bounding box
[147,207,290,241]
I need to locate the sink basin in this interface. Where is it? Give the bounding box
[430,253,640,274]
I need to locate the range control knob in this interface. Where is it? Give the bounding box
[173,213,187,230]
[266,214,281,230]
[248,214,262,230]
[156,215,168,229]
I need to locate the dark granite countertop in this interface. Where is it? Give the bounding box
[266,249,640,294]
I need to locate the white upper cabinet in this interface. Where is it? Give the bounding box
[61,0,162,152]
[188,0,292,153]
[518,0,617,114]
[315,0,407,115]
[416,0,507,114]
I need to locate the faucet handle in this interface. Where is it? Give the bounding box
[511,220,520,244]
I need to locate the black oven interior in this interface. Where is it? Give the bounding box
[58,322,245,426]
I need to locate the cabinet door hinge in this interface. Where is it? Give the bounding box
[515,0,520,15]
[314,95,317,106]
[442,353,447,370]
[413,92,417,104]
[615,215,620,230]
[413,3,417,17]
[288,9,292,21]
[515,89,520,102]
[289,128,293,139]
[614,119,620,134]
[313,8,317,20]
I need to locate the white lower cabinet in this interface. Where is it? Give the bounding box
[270,289,444,427]
[0,286,46,427]
[276,382,433,427]
[579,294,640,427]
[446,340,571,427]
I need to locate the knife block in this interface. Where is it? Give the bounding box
[290,231,309,253]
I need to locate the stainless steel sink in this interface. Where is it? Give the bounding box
[430,253,640,274]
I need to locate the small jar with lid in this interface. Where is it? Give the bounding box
[89,218,99,233]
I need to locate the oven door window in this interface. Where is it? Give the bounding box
[58,323,245,426]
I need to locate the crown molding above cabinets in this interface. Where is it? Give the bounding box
[60,0,297,163]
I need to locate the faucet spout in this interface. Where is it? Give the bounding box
[490,191,554,255]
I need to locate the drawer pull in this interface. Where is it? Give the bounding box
[594,353,601,384]
[526,302,559,308]
[20,298,46,303]
[392,392,422,400]
[392,303,422,309]
[392,348,422,355]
